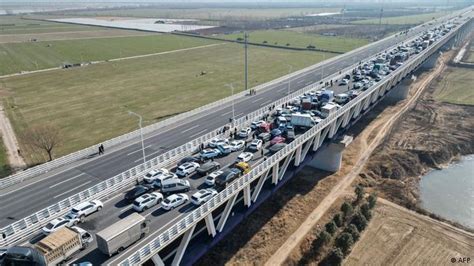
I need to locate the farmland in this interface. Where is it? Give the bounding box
[346,200,474,265]
[217,30,369,53]
[353,11,447,25]
[432,67,474,105]
[1,43,333,162]
[0,34,216,75]
[0,138,10,177]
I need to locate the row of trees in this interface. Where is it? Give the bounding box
[300,185,377,265]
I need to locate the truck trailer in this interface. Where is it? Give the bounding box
[1,227,92,266]
[96,213,150,256]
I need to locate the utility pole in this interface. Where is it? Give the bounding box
[244,32,249,93]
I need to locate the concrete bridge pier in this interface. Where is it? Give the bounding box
[385,74,416,102]
[421,52,439,69]
[308,135,353,172]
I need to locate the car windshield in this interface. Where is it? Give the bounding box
[145,173,153,177]
[71,208,79,213]
[163,199,172,204]
[45,223,54,229]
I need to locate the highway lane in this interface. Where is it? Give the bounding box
[0,25,430,227]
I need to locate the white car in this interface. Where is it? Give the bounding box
[66,200,103,222]
[42,217,76,235]
[208,137,229,148]
[230,140,245,151]
[152,172,178,188]
[237,152,254,163]
[132,192,163,212]
[200,148,221,160]
[248,139,263,151]
[191,189,218,205]
[238,127,252,138]
[217,143,232,155]
[176,162,200,177]
[161,194,189,211]
[339,79,349,85]
[250,120,265,129]
[143,168,169,183]
[206,170,223,186]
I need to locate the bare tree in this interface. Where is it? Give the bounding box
[22,124,62,162]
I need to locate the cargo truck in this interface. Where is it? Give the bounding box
[1,227,92,266]
[291,113,315,129]
[320,103,339,118]
[96,213,150,256]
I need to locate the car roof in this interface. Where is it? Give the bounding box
[166,194,182,200]
[73,201,93,209]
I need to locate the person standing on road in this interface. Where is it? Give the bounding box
[260,148,264,158]
[98,145,103,155]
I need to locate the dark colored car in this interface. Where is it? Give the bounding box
[269,143,287,154]
[215,168,242,187]
[177,156,200,166]
[124,185,152,202]
[258,132,271,142]
[270,129,282,137]
[197,161,221,176]
[284,130,296,141]
[1,247,46,266]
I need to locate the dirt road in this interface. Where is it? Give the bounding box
[0,104,26,169]
[265,52,451,265]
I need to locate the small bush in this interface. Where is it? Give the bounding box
[368,193,377,209]
[333,213,344,227]
[341,201,353,218]
[355,185,365,202]
[352,211,368,231]
[325,221,338,235]
[327,248,344,265]
[336,232,354,255]
[345,224,360,241]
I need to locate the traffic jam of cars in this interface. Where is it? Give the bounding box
[35,22,452,244]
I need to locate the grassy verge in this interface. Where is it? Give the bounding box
[217,30,369,53]
[0,137,12,178]
[352,11,447,25]
[433,67,474,105]
[0,34,217,75]
[1,44,333,163]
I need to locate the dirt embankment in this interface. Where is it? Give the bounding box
[360,67,474,217]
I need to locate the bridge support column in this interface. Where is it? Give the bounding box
[243,185,251,207]
[271,164,279,185]
[217,194,238,232]
[308,135,353,172]
[171,224,196,266]
[421,52,438,69]
[152,254,165,266]
[205,213,216,237]
[385,75,415,102]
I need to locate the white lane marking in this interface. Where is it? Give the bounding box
[144,149,161,158]
[53,181,92,199]
[127,145,152,156]
[119,207,132,213]
[251,98,264,103]
[297,79,306,84]
[188,129,208,139]
[181,124,200,133]
[220,111,232,117]
[278,87,288,93]
[260,100,272,106]
[305,81,313,86]
[236,112,245,118]
[49,173,85,189]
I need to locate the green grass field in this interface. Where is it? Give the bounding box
[352,11,447,25]
[0,16,100,35]
[218,30,369,53]
[0,34,216,75]
[53,7,340,20]
[1,44,333,163]
[433,67,474,105]
[0,138,11,178]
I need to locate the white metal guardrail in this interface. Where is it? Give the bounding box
[0,15,430,190]
[116,17,471,265]
[1,11,466,247]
